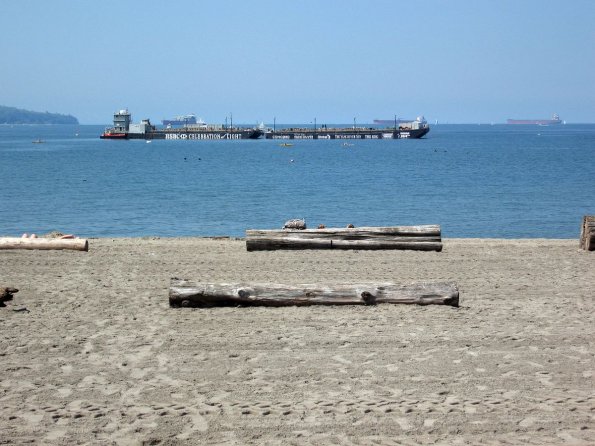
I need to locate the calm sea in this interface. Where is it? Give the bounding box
[0,123,593,238]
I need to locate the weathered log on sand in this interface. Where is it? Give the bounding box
[245,225,442,252]
[169,279,459,308]
[580,216,595,251]
[0,237,89,252]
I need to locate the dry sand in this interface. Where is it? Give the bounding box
[0,238,593,445]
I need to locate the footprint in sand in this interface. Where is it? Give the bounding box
[519,416,538,427]
[55,387,72,398]
[423,418,436,428]
[175,407,208,439]
[20,411,44,425]
[395,417,412,431]
[44,429,67,441]
[332,355,352,365]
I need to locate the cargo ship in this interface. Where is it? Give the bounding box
[506,114,562,125]
[100,110,264,140]
[266,116,429,140]
[373,118,414,125]
[162,114,197,126]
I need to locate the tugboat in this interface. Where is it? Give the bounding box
[265,116,429,140]
[100,109,264,140]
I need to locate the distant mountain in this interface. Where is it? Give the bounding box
[0,105,78,124]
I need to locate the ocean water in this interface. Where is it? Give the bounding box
[0,123,593,238]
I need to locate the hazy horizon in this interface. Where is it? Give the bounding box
[1,0,594,125]
[4,113,595,126]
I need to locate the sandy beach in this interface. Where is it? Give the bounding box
[1,237,593,445]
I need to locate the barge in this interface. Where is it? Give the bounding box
[266,116,429,140]
[101,110,264,140]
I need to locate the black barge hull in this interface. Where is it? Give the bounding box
[265,127,429,140]
[101,129,264,140]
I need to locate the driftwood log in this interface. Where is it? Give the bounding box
[1,287,18,307]
[0,237,88,252]
[580,216,595,251]
[169,279,459,308]
[246,225,442,252]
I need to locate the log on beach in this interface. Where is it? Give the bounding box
[579,216,595,251]
[246,225,442,252]
[0,237,89,252]
[169,278,459,308]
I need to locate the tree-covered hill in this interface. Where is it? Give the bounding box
[0,105,79,124]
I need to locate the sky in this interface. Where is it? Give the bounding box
[1,0,594,124]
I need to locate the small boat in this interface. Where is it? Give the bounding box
[32,139,45,144]
[279,143,294,147]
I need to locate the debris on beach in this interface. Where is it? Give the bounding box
[1,287,18,307]
[283,219,306,230]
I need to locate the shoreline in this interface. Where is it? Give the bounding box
[79,236,580,243]
[1,238,593,444]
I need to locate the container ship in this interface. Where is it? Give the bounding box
[100,110,264,140]
[162,114,197,126]
[266,116,430,140]
[506,114,562,125]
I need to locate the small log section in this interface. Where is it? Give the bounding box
[245,225,442,252]
[580,216,595,251]
[0,237,89,252]
[169,279,459,308]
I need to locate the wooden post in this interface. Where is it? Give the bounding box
[580,216,595,251]
[169,279,459,308]
[0,238,89,251]
[246,225,442,252]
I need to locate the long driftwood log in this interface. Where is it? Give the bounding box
[245,225,442,252]
[0,238,88,252]
[580,216,595,251]
[169,278,459,308]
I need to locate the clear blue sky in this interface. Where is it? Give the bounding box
[1,0,594,124]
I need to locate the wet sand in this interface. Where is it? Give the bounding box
[1,238,593,445]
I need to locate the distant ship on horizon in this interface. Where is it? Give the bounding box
[162,114,198,126]
[506,114,562,125]
[373,117,414,125]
